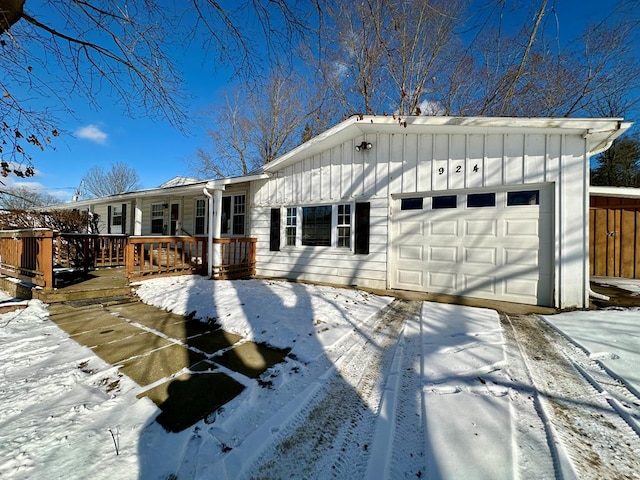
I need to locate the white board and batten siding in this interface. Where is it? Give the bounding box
[251,116,627,308]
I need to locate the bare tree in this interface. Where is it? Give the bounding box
[189,67,320,178]
[0,184,60,209]
[317,0,640,120]
[0,1,313,176]
[80,162,140,198]
[190,92,254,179]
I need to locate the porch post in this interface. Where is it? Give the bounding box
[203,184,224,278]
[212,189,223,275]
[134,197,142,236]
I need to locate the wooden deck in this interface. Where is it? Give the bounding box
[32,267,132,303]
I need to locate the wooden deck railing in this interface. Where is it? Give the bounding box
[0,229,257,288]
[126,236,209,281]
[0,229,54,288]
[213,237,257,279]
[54,234,127,269]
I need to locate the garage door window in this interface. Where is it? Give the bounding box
[432,195,457,209]
[467,193,495,207]
[507,190,540,206]
[401,198,424,210]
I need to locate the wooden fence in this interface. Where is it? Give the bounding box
[590,206,640,279]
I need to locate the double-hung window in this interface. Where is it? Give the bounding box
[151,203,164,234]
[221,194,246,235]
[111,205,122,226]
[336,204,351,248]
[194,199,207,235]
[286,207,297,246]
[285,204,352,249]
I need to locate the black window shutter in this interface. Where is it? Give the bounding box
[355,202,370,255]
[121,203,127,234]
[270,208,281,251]
[107,205,112,234]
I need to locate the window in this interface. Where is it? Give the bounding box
[284,204,352,249]
[151,203,164,234]
[467,193,495,207]
[302,206,332,246]
[432,195,457,209]
[194,199,207,235]
[111,205,122,226]
[337,204,351,248]
[401,198,424,210]
[286,207,297,246]
[507,190,540,206]
[233,195,246,235]
[221,194,246,235]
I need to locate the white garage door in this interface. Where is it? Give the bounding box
[390,186,553,306]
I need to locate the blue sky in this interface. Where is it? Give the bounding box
[8,0,632,202]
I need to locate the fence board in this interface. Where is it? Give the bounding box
[590,206,640,279]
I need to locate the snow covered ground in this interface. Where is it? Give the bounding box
[1,276,639,479]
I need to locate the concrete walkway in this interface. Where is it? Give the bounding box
[48,298,289,432]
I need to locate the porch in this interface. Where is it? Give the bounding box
[0,230,257,301]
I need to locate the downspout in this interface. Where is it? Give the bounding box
[203,186,214,278]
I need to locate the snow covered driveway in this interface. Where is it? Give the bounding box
[1,277,639,479]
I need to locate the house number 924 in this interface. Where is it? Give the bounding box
[438,165,480,175]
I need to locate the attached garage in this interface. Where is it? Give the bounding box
[391,185,553,305]
[249,115,631,309]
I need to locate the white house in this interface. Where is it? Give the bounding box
[60,116,631,308]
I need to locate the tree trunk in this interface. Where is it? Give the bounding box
[0,0,26,35]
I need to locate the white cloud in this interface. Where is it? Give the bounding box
[418,99,445,116]
[75,124,108,144]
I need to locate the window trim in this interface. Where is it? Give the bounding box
[221,193,247,237]
[282,203,354,250]
[110,205,123,226]
[194,198,208,235]
[150,203,165,235]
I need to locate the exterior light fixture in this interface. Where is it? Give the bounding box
[355,141,373,152]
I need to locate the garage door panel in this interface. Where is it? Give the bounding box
[399,221,424,236]
[396,269,423,288]
[464,247,497,265]
[429,246,457,263]
[428,272,457,289]
[504,218,538,236]
[463,274,497,295]
[504,248,538,267]
[429,220,458,236]
[398,244,424,261]
[504,278,539,297]
[464,219,498,236]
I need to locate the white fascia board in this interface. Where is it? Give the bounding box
[263,115,632,173]
[590,185,640,199]
[205,173,270,190]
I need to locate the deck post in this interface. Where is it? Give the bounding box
[36,229,54,289]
